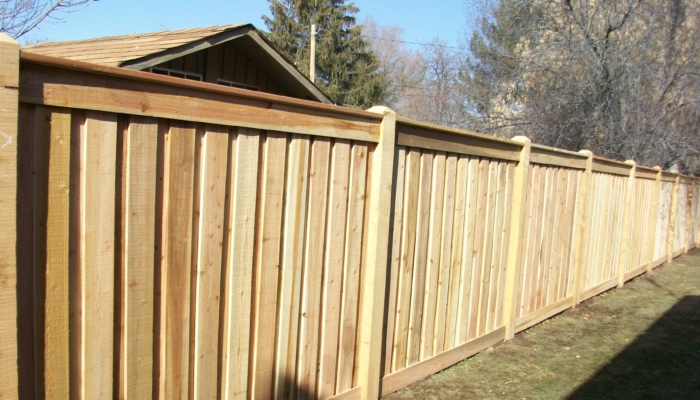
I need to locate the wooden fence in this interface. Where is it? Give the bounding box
[1,33,700,399]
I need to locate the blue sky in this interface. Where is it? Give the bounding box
[22,0,474,50]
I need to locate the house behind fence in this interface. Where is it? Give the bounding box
[1,31,699,400]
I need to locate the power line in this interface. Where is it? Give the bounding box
[361,34,468,51]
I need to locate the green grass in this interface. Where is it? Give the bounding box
[383,250,700,399]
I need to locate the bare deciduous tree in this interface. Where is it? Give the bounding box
[463,0,700,172]
[364,18,469,128]
[1,0,94,39]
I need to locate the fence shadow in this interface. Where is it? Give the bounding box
[567,295,700,399]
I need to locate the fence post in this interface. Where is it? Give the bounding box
[617,160,636,288]
[685,177,693,253]
[668,170,680,262]
[696,177,700,249]
[502,136,530,341]
[646,166,662,273]
[572,150,593,307]
[0,33,19,399]
[358,106,396,400]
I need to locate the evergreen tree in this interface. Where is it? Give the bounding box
[262,0,389,109]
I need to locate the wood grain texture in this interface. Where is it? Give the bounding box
[503,137,530,339]
[392,149,420,371]
[78,112,118,399]
[617,162,636,288]
[221,129,260,399]
[420,152,445,360]
[407,151,433,365]
[158,121,197,399]
[0,33,19,400]
[20,63,380,143]
[356,107,395,400]
[476,161,498,337]
[444,156,468,349]
[32,107,72,399]
[434,155,456,354]
[466,159,489,341]
[192,125,229,400]
[382,147,405,378]
[250,132,287,400]
[274,135,310,400]
[120,116,158,399]
[337,143,368,390]
[486,162,506,332]
[318,140,350,399]
[297,138,330,399]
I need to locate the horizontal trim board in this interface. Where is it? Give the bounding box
[651,255,667,269]
[592,159,632,176]
[20,51,381,120]
[579,277,618,303]
[328,387,360,400]
[530,146,587,169]
[635,170,658,180]
[661,172,677,182]
[515,296,574,333]
[672,248,685,258]
[380,327,505,397]
[593,155,631,167]
[19,62,380,142]
[624,264,647,282]
[396,116,522,145]
[680,176,693,184]
[397,123,521,161]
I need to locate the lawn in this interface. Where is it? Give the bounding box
[383,249,700,399]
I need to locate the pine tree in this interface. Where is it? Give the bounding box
[262,0,389,109]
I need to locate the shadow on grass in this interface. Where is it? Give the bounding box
[567,295,700,399]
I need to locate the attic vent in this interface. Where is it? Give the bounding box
[149,67,202,81]
[217,78,259,91]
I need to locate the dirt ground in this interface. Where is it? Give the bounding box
[383,249,700,400]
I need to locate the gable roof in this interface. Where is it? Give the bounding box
[24,24,333,104]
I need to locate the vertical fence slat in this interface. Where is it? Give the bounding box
[318,139,350,399]
[381,146,404,379]
[618,161,635,287]
[192,125,229,399]
[298,137,330,399]
[444,156,467,349]
[0,33,19,400]
[76,112,117,399]
[250,132,287,400]
[337,143,368,390]
[392,149,419,371]
[274,135,309,400]
[455,158,478,345]
[120,116,157,399]
[221,129,260,399]
[420,152,445,360]
[495,162,515,327]
[685,179,693,252]
[477,161,497,336]
[486,162,506,332]
[158,121,196,399]
[503,137,530,339]
[467,159,489,341]
[30,107,72,399]
[668,173,680,262]
[434,155,456,354]
[407,151,433,366]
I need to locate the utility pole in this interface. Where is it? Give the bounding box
[310,24,316,82]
